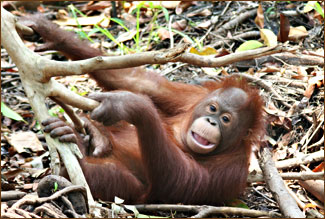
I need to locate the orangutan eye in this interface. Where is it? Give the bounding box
[222,116,229,123]
[209,105,217,112]
[221,113,231,124]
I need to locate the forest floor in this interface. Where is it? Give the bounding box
[1,1,324,218]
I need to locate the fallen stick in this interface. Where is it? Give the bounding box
[248,170,324,182]
[259,147,305,218]
[135,204,281,218]
[275,150,324,169]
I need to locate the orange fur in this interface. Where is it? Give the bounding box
[25,15,265,205]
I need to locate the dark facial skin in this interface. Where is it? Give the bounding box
[185,87,249,154]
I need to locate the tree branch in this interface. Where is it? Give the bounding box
[1,7,94,204]
[38,44,289,81]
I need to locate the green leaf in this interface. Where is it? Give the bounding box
[236,40,264,52]
[110,18,130,32]
[87,28,101,37]
[79,91,88,96]
[54,182,58,192]
[161,7,169,22]
[48,106,64,117]
[1,102,27,123]
[228,199,250,209]
[265,6,275,15]
[147,1,154,8]
[70,85,78,93]
[68,5,94,43]
[170,28,195,44]
[314,2,324,18]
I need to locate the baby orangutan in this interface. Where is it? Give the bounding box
[21,14,265,205]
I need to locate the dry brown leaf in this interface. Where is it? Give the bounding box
[278,13,290,43]
[274,148,287,160]
[183,36,193,44]
[171,19,187,31]
[220,68,229,76]
[189,47,218,56]
[81,1,111,12]
[255,3,264,28]
[12,154,26,165]
[314,11,324,23]
[157,28,173,40]
[278,131,293,148]
[247,68,255,75]
[304,75,324,98]
[121,13,137,27]
[176,1,195,15]
[116,29,137,43]
[304,84,315,98]
[37,5,45,13]
[197,20,212,29]
[123,2,132,12]
[264,104,286,117]
[215,48,230,58]
[259,66,280,73]
[313,162,325,172]
[202,67,222,76]
[54,15,110,28]
[56,9,69,20]
[187,8,211,17]
[288,26,308,42]
[161,1,181,9]
[265,104,292,130]
[9,132,44,153]
[23,184,34,190]
[32,168,50,178]
[2,168,24,180]
[292,66,308,81]
[285,3,296,9]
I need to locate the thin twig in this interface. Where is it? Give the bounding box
[221,1,232,16]
[248,171,324,182]
[302,120,324,151]
[231,73,291,108]
[50,96,86,135]
[275,150,324,169]
[252,187,276,203]
[135,204,281,218]
[215,9,257,35]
